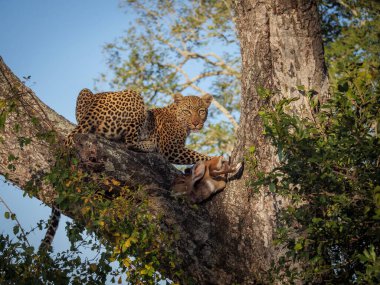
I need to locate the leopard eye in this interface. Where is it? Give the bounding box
[198,109,206,116]
[182,109,192,116]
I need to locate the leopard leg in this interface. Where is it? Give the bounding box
[128,139,157,152]
[165,146,211,165]
[124,129,157,152]
[64,123,93,147]
[123,118,157,152]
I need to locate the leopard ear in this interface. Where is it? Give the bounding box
[173,93,184,104]
[201,94,213,107]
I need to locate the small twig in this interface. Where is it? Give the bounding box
[0,59,57,135]
[0,194,31,247]
[336,0,359,17]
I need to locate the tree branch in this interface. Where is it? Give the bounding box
[0,56,240,284]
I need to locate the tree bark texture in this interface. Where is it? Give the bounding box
[0,1,329,283]
[0,56,213,283]
[0,60,73,203]
[201,0,330,284]
[0,56,239,284]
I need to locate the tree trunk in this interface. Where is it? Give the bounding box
[202,0,329,283]
[0,1,329,283]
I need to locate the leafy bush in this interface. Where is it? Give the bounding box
[1,152,179,284]
[260,72,380,283]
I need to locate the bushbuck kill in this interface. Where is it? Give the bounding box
[171,156,244,203]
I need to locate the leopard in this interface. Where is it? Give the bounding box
[34,89,215,252]
[65,88,213,165]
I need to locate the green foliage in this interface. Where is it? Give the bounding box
[320,0,380,44]
[2,150,181,284]
[1,191,112,284]
[0,232,112,284]
[48,152,181,284]
[324,1,380,91]
[258,68,380,283]
[245,3,380,282]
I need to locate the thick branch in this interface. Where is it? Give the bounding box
[0,56,240,284]
[0,57,74,202]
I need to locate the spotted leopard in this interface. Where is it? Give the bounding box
[66,89,213,164]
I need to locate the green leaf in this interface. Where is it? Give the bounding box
[0,99,6,109]
[338,82,349,92]
[297,85,305,91]
[4,212,10,219]
[13,225,19,235]
[7,154,18,162]
[294,243,303,251]
[0,112,7,130]
[312,217,323,223]
[89,263,97,272]
[277,143,283,161]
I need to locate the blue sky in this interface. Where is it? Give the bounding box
[0,0,128,122]
[0,0,132,266]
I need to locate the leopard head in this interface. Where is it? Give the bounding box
[173,93,213,133]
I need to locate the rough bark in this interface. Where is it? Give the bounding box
[0,56,232,284]
[202,0,330,284]
[0,0,329,283]
[0,60,73,203]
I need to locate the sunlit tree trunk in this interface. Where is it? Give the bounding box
[203,0,329,283]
